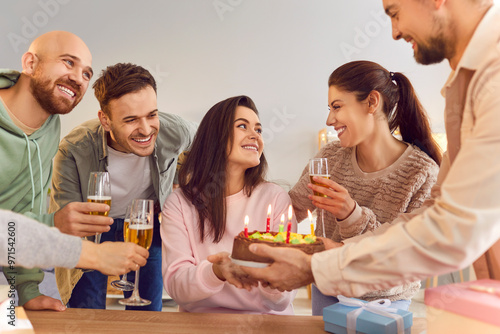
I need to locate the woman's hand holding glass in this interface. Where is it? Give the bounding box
[307,176,356,221]
[79,241,149,276]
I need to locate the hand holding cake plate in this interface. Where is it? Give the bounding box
[207,252,260,291]
[240,243,317,292]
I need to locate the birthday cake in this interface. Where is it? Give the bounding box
[231,230,325,264]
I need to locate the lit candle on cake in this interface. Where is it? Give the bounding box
[266,204,271,233]
[279,214,284,232]
[307,210,315,236]
[244,215,249,238]
[286,205,292,244]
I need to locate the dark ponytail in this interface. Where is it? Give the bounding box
[391,72,442,165]
[328,61,441,165]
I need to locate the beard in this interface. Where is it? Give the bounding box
[414,35,450,65]
[30,67,83,115]
[414,16,455,65]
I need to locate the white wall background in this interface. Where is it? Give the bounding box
[1,0,452,188]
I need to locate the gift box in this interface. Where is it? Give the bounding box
[425,279,500,334]
[323,295,413,334]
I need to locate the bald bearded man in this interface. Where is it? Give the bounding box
[0,31,115,311]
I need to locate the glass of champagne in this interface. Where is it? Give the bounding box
[87,171,112,244]
[119,199,154,306]
[110,205,135,291]
[309,158,329,237]
[82,172,111,273]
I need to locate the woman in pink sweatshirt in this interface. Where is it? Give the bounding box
[161,95,297,314]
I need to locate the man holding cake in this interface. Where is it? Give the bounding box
[241,0,500,299]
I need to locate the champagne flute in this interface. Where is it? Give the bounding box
[119,199,154,306]
[87,171,112,244]
[110,205,135,291]
[82,172,111,273]
[309,158,329,237]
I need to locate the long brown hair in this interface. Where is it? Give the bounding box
[328,60,441,165]
[179,96,268,243]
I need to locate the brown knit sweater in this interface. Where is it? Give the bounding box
[290,141,439,301]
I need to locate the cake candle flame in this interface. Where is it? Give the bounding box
[288,205,293,221]
[279,213,285,233]
[244,215,249,238]
[266,204,271,233]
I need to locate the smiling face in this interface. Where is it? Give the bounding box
[326,86,375,148]
[28,31,93,115]
[99,86,159,157]
[383,0,454,65]
[226,106,264,173]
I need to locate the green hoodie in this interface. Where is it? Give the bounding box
[0,69,60,305]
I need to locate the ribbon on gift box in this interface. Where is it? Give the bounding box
[337,295,404,334]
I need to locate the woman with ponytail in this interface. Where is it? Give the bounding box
[290,60,441,315]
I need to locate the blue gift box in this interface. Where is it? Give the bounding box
[323,296,413,334]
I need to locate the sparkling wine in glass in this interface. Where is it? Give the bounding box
[110,205,135,291]
[119,199,154,307]
[87,171,112,244]
[82,172,111,273]
[309,158,329,237]
[309,158,330,197]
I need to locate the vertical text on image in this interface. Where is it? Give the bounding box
[6,221,17,327]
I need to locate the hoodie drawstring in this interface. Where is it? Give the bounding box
[22,134,44,215]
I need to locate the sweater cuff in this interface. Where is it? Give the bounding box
[311,247,353,297]
[17,281,43,306]
[199,260,225,291]
[336,202,362,228]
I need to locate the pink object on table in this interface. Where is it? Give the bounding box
[424,279,500,327]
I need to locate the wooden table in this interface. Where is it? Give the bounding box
[26,308,427,333]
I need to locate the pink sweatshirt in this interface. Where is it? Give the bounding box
[161,182,298,314]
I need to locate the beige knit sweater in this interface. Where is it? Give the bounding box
[290,141,439,301]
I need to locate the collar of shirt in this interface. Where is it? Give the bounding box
[441,4,500,96]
